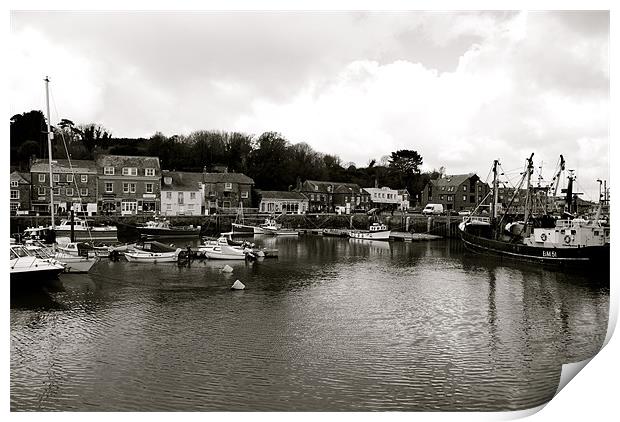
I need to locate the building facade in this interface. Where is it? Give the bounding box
[299,180,370,213]
[259,191,309,214]
[30,159,98,216]
[397,189,410,211]
[421,173,490,212]
[10,171,31,214]
[203,172,254,213]
[96,155,161,215]
[161,171,205,216]
[364,186,402,211]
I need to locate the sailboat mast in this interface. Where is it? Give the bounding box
[523,153,534,227]
[45,76,55,229]
[491,160,499,221]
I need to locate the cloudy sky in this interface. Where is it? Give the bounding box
[10,10,609,200]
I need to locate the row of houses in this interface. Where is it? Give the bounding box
[9,155,411,216]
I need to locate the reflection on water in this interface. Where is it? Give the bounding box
[11,237,609,411]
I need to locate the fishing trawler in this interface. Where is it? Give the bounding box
[458,154,610,267]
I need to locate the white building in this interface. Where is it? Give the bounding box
[259,191,309,214]
[161,171,204,216]
[364,186,401,207]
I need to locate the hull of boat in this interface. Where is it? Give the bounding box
[10,257,65,282]
[139,228,201,239]
[263,228,298,236]
[124,251,179,263]
[349,230,391,241]
[231,223,256,236]
[253,227,266,234]
[54,254,98,273]
[204,251,246,260]
[459,228,610,267]
[54,229,118,242]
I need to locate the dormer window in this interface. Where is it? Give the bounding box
[145,168,155,177]
[164,177,173,185]
[314,185,318,191]
[104,167,115,175]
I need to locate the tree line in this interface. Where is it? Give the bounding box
[10,110,441,203]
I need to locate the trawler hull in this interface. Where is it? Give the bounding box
[459,229,610,267]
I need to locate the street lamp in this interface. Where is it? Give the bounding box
[596,179,603,203]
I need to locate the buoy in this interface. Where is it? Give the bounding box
[231,280,245,290]
[221,264,234,273]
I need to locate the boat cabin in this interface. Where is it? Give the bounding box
[369,223,388,232]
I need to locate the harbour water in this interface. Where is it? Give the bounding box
[10,236,609,411]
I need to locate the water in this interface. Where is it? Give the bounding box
[10,236,609,411]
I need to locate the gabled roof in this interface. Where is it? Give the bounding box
[260,191,308,201]
[10,171,30,184]
[431,173,476,187]
[202,172,254,185]
[30,159,97,174]
[302,180,364,194]
[96,154,161,169]
[161,171,204,191]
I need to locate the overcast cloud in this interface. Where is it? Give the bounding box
[10,10,609,200]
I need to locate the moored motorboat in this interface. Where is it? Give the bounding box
[134,219,201,239]
[124,241,182,263]
[349,222,391,241]
[10,244,65,282]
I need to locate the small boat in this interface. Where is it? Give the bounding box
[349,222,391,241]
[133,219,201,239]
[261,219,298,236]
[24,240,98,273]
[125,241,182,263]
[53,218,118,242]
[10,244,65,282]
[322,228,350,237]
[198,236,257,260]
[231,204,257,236]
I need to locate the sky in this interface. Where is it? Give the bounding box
[9,10,609,201]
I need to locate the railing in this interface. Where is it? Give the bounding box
[463,216,491,224]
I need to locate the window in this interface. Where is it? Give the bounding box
[225,182,232,190]
[53,187,60,195]
[145,168,155,176]
[11,181,18,187]
[440,195,444,201]
[81,175,88,183]
[187,204,194,210]
[463,186,467,191]
[123,183,136,193]
[166,204,172,211]
[38,187,45,195]
[10,203,18,212]
[66,174,73,182]
[166,192,172,199]
[441,186,445,191]
[178,192,184,204]
[10,190,19,199]
[447,195,453,202]
[190,192,196,200]
[122,167,137,176]
[145,183,154,194]
[121,201,138,214]
[81,188,88,196]
[241,191,248,199]
[104,167,115,175]
[66,188,74,196]
[105,182,114,193]
[53,174,59,183]
[39,174,45,182]
[463,195,467,201]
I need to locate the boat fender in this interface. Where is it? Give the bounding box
[221,264,234,273]
[540,233,547,241]
[564,235,571,244]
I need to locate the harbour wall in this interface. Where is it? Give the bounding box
[9,214,463,239]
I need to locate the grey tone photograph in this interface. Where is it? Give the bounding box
[9,10,610,412]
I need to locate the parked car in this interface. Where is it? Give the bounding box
[422,204,444,215]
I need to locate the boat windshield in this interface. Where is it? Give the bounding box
[10,246,31,258]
